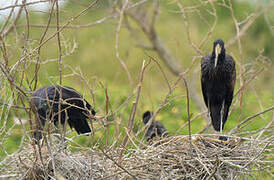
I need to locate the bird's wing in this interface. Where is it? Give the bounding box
[59,86,92,117]
[155,121,167,136]
[221,56,236,128]
[225,55,236,107]
[201,55,211,107]
[60,86,82,100]
[201,78,208,107]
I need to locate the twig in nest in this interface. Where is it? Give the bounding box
[99,147,137,180]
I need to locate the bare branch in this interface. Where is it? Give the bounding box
[1,0,26,37]
[230,106,274,134]
[115,0,133,87]
[126,3,182,75]
[122,60,150,148]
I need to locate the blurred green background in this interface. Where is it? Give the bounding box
[0,1,273,173]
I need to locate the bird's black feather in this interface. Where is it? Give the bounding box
[31,85,95,140]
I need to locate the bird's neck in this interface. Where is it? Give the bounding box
[211,51,226,66]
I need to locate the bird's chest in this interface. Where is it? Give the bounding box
[205,68,229,96]
[208,71,227,83]
[207,79,226,93]
[205,64,230,80]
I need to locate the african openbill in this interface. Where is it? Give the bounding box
[201,39,236,135]
[31,85,95,141]
[143,111,168,141]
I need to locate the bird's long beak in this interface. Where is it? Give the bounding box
[214,44,221,68]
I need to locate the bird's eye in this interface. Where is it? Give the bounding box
[91,109,96,115]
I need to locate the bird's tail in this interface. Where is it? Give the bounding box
[210,103,229,132]
[73,119,91,135]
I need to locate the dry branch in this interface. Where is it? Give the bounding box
[124,0,206,113]
[122,60,150,148]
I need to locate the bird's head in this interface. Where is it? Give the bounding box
[212,39,225,68]
[88,108,96,120]
[84,105,96,121]
[143,111,153,124]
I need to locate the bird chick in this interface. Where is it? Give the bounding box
[143,111,168,142]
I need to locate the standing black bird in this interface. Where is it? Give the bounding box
[201,39,236,134]
[31,85,95,140]
[143,111,168,141]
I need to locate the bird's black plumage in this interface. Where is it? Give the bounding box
[201,39,236,132]
[143,111,168,141]
[31,85,95,140]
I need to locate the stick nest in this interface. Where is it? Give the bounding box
[1,135,272,179]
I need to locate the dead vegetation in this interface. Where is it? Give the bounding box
[1,134,273,179]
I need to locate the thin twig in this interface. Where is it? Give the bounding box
[122,60,150,148]
[230,106,274,134]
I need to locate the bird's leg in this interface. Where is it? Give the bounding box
[60,110,68,150]
[62,110,68,137]
[205,99,211,134]
[220,100,225,135]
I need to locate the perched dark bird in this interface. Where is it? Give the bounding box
[143,111,168,141]
[201,39,236,134]
[31,85,95,140]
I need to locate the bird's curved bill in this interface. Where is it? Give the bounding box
[214,44,221,68]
